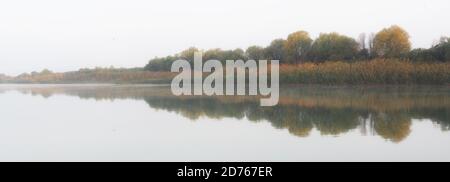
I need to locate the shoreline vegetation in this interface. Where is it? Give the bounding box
[1,25,449,85]
[1,60,448,85]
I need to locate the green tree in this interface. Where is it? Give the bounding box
[409,48,434,62]
[308,32,359,61]
[40,69,53,75]
[264,39,286,63]
[245,45,265,60]
[177,47,199,61]
[373,25,411,58]
[226,48,246,60]
[284,31,312,63]
[144,56,177,71]
[431,37,450,62]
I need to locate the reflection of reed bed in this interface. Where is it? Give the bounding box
[278,94,450,112]
[4,85,450,113]
[2,85,172,100]
[277,85,450,112]
[131,86,450,113]
[2,85,448,142]
[18,85,264,103]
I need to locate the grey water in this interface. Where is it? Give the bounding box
[0,84,449,161]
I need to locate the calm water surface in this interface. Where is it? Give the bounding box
[0,84,449,161]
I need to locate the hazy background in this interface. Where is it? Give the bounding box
[0,0,449,76]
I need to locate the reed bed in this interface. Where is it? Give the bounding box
[279,59,450,84]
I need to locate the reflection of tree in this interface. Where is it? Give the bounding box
[2,85,449,143]
[247,107,314,137]
[145,97,249,120]
[373,112,412,142]
[410,108,450,131]
[142,96,448,142]
[305,108,360,135]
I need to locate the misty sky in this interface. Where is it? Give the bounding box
[1,0,449,75]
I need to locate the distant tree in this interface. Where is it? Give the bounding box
[358,33,366,50]
[373,25,411,58]
[17,73,30,79]
[144,56,177,71]
[227,48,246,60]
[357,33,369,59]
[41,69,53,75]
[284,31,312,63]
[264,39,286,62]
[203,48,246,62]
[368,32,376,58]
[430,37,450,62]
[245,46,265,60]
[203,48,224,61]
[358,49,370,60]
[409,48,434,62]
[0,74,10,82]
[142,26,446,72]
[177,47,199,61]
[308,32,359,61]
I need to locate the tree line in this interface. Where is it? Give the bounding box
[5,67,175,84]
[2,25,448,84]
[145,25,450,71]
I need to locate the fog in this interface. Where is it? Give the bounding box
[1,0,449,75]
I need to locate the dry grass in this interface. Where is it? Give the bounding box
[279,59,450,84]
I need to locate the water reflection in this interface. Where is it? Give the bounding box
[1,84,449,143]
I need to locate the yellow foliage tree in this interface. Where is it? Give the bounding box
[373,25,411,58]
[284,31,312,63]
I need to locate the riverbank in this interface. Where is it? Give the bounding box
[280,59,450,84]
[1,59,449,85]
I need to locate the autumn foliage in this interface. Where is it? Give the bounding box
[279,60,450,84]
